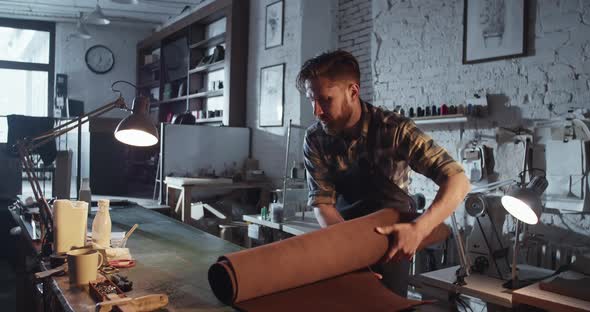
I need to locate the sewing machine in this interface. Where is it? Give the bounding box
[464,192,511,280]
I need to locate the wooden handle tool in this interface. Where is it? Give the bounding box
[95,294,168,312]
[35,263,67,280]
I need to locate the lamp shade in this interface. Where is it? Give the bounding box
[72,12,92,39]
[501,176,548,225]
[114,96,158,147]
[86,4,111,25]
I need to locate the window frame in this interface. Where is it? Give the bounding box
[0,18,55,116]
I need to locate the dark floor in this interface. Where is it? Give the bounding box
[0,199,17,312]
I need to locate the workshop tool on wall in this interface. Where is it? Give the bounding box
[461,142,485,182]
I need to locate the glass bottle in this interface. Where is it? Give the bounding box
[92,199,112,248]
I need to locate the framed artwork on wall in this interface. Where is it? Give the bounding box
[463,0,527,64]
[259,63,284,127]
[265,0,283,49]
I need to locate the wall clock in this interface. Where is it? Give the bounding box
[85,45,115,74]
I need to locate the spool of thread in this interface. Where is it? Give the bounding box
[457,104,466,115]
[432,105,438,116]
[441,104,448,115]
[425,106,431,116]
[417,107,424,117]
[449,105,457,114]
[409,107,415,117]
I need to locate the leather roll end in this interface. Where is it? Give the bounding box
[208,260,237,305]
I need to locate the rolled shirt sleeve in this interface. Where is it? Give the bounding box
[303,132,337,206]
[394,119,464,185]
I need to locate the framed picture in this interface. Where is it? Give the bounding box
[265,0,283,49]
[463,0,527,64]
[259,63,285,127]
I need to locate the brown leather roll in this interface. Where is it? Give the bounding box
[209,208,450,311]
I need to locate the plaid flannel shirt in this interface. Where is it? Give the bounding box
[304,101,464,207]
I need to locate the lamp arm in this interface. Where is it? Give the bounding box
[451,211,470,285]
[29,96,128,150]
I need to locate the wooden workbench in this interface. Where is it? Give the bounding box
[243,212,322,236]
[165,176,270,223]
[513,271,590,312]
[10,203,241,312]
[409,264,590,311]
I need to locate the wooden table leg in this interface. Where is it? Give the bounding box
[175,189,183,220]
[182,186,192,223]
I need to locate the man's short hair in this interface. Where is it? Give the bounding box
[296,50,360,93]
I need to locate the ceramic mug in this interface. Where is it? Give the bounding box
[66,248,104,286]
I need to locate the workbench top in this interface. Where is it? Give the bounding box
[12,204,241,312]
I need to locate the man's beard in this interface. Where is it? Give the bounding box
[319,104,352,136]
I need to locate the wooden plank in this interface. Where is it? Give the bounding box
[415,265,513,308]
[513,278,590,312]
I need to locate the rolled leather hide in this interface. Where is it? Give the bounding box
[209,208,450,311]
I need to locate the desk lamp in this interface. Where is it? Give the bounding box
[16,80,158,255]
[501,175,548,289]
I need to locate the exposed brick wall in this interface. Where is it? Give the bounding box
[372,0,590,116]
[370,0,590,242]
[338,0,373,101]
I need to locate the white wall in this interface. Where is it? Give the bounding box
[338,0,373,100]
[246,0,338,184]
[54,23,150,182]
[55,23,150,119]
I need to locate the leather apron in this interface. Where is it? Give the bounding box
[331,120,414,220]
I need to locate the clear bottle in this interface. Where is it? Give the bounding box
[270,191,283,223]
[79,178,92,215]
[92,199,112,248]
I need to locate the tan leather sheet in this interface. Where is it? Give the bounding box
[208,208,449,311]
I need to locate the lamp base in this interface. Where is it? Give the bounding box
[502,278,535,290]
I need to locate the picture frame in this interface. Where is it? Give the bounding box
[463,0,527,64]
[259,63,285,127]
[265,0,283,49]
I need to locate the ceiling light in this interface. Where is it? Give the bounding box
[86,2,111,25]
[72,12,91,39]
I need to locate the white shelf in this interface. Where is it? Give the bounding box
[412,114,468,125]
[194,117,223,124]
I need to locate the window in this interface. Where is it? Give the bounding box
[0,18,55,142]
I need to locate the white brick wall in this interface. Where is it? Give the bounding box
[369,0,590,239]
[338,0,373,101]
[246,0,305,184]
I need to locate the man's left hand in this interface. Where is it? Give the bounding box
[375,223,426,262]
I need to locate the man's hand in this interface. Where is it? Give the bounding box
[375,222,426,262]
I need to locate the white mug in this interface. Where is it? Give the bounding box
[66,248,104,286]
